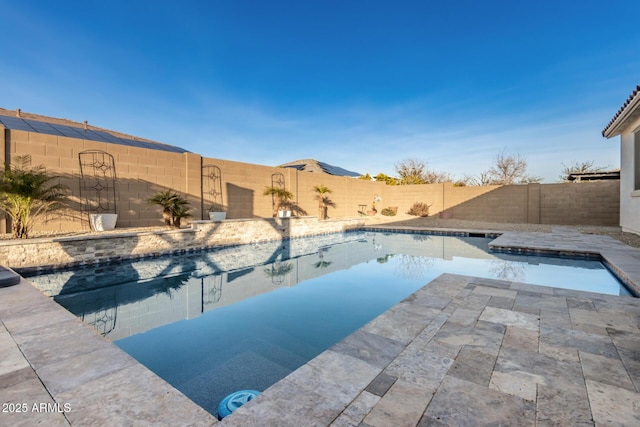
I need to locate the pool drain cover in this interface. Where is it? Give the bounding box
[217,390,260,420]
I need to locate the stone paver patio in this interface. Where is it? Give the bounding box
[222,272,640,426]
[1,226,639,426]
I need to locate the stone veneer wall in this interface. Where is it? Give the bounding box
[1,217,365,270]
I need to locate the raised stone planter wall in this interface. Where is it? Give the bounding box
[0,217,365,270]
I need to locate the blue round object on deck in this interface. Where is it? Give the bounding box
[217,390,260,420]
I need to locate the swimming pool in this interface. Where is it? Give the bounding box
[24,231,629,417]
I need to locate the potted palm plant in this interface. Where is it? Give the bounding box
[312,184,335,220]
[263,186,295,218]
[0,155,69,239]
[148,190,192,228]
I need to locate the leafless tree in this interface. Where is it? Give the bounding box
[489,151,528,184]
[423,169,452,184]
[394,255,434,279]
[467,171,493,186]
[559,160,610,182]
[488,259,527,282]
[394,158,451,185]
[473,150,541,185]
[395,159,427,184]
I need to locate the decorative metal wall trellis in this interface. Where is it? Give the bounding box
[201,274,223,311]
[81,289,118,337]
[270,172,285,214]
[78,150,117,227]
[201,164,223,219]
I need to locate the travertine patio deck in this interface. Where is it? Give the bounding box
[222,272,640,426]
[1,227,639,426]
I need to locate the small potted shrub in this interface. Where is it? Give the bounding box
[367,194,382,216]
[263,186,295,218]
[278,201,292,218]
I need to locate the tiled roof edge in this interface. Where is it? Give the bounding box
[602,84,640,138]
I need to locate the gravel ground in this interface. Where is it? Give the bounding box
[3,216,640,248]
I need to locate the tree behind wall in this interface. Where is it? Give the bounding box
[477,151,542,185]
[559,160,610,182]
[394,159,451,184]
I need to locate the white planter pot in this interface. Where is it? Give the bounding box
[89,213,118,231]
[278,210,291,218]
[208,212,227,221]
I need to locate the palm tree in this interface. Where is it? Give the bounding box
[262,186,294,217]
[148,190,191,228]
[313,185,334,220]
[0,155,68,239]
[170,202,192,228]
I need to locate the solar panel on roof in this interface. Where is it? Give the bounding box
[282,164,306,171]
[0,116,34,132]
[317,161,360,177]
[114,137,135,147]
[27,120,64,136]
[91,130,120,144]
[0,114,190,154]
[49,123,86,139]
[131,140,154,150]
[85,130,114,143]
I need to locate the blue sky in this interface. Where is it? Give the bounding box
[2,1,639,182]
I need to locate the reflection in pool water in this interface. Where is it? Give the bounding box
[23,231,628,416]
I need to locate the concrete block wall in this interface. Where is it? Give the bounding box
[292,172,387,218]
[540,181,620,226]
[449,185,529,222]
[446,181,619,226]
[388,183,445,215]
[5,128,193,231]
[2,127,621,234]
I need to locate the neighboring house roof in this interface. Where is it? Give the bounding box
[602,84,640,138]
[567,170,620,182]
[0,107,189,154]
[279,159,361,177]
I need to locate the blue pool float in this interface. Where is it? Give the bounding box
[217,390,260,420]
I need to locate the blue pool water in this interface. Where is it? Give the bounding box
[23,231,629,416]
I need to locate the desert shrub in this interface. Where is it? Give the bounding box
[380,208,397,216]
[407,202,430,217]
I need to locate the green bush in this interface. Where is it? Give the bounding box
[380,208,397,216]
[148,190,191,228]
[407,202,430,217]
[0,155,69,239]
